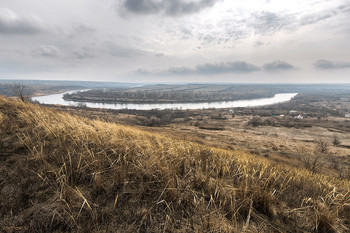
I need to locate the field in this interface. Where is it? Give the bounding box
[1,84,350,232]
[54,92,350,180]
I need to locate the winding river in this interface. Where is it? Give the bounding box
[31,90,298,110]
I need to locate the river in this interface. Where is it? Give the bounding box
[31,90,298,110]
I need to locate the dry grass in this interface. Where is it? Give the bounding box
[1,95,350,232]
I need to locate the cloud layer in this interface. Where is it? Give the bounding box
[137,61,261,76]
[119,0,221,16]
[32,45,59,57]
[263,60,296,71]
[0,0,349,82]
[138,59,301,76]
[0,8,45,35]
[314,60,350,69]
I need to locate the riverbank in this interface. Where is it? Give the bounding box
[32,91,298,110]
[62,91,276,104]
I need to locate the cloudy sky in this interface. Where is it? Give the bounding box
[0,0,349,83]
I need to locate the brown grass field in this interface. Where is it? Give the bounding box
[1,95,350,232]
[55,104,350,180]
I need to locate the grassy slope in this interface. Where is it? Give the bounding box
[0,96,349,232]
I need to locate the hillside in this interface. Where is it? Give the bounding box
[0,95,349,232]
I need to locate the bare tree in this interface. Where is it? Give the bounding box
[12,83,25,101]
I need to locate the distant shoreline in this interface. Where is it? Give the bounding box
[62,94,277,104]
[33,91,298,110]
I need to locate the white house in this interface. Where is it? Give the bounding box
[289,110,299,115]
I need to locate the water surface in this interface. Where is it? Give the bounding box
[32,90,298,110]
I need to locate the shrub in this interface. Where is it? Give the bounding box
[333,136,340,147]
[297,148,324,174]
[248,116,262,126]
[315,139,329,154]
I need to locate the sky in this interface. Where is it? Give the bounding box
[0,0,349,83]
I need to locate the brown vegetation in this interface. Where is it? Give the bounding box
[1,95,350,232]
[52,103,350,179]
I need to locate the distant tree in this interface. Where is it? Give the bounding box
[11,83,25,101]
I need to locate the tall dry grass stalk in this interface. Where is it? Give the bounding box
[0,95,349,232]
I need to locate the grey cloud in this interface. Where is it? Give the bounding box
[196,61,260,74]
[263,60,296,71]
[299,12,333,26]
[197,28,247,47]
[299,4,350,26]
[254,41,264,47]
[180,28,193,39]
[167,66,195,75]
[158,3,349,50]
[250,4,350,36]
[164,0,220,16]
[136,66,193,75]
[73,47,96,60]
[250,11,294,34]
[118,0,221,17]
[102,41,164,58]
[122,0,161,14]
[32,45,59,57]
[135,68,154,75]
[71,24,95,34]
[67,23,96,38]
[137,61,260,76]
[103,41,147,57]
[155,53,165,57]
[199,34,215,44]
[314,59,350,69]
[0,8,45,35]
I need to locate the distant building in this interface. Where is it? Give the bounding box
[296,114,304,119]
[345,113,350,118]
[289,110,299,115]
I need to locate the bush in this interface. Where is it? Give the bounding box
[297,147,325,173]
[248,116,262,126]
[315,139,329,154]
[333,136,340,147]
